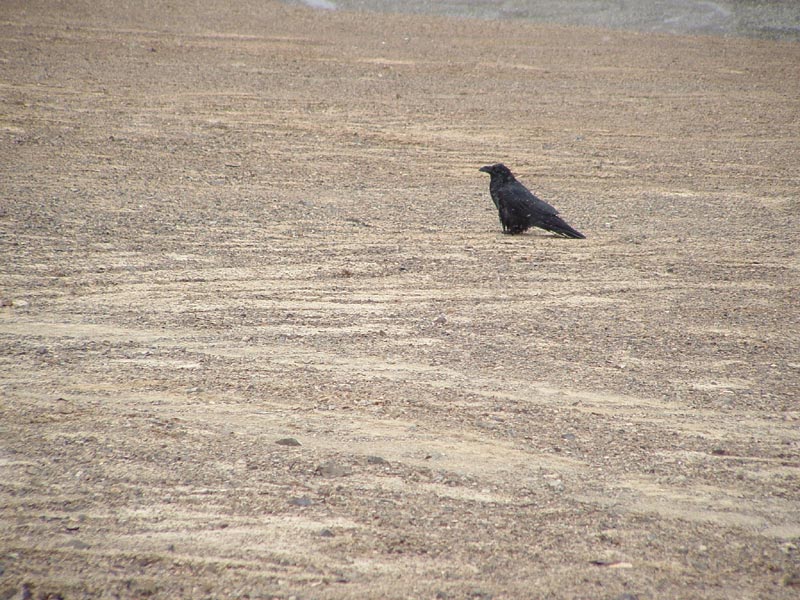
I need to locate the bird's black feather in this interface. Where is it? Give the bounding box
[479,163,585,239]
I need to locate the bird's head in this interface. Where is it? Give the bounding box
[479,163,514,181]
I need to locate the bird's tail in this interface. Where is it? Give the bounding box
[541,215,586,239]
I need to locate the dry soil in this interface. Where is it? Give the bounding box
[1,1,799,599]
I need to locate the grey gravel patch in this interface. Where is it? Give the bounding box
[289,496,314,507]
[545,479,565,492]
[316,461,353,478]
[301,0,336,9]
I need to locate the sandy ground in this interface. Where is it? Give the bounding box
[1,1,799,598]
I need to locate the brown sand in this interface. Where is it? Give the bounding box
[1,1,799,598]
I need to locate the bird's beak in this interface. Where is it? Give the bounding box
[479,166,491,173]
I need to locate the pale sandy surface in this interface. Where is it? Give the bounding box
[1,1,799,598]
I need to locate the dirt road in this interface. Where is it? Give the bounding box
[1,1,799,598]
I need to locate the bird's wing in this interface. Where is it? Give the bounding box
[488,190,500,211]
[498,188,541,232]
[504,180,559,216]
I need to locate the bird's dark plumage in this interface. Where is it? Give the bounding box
[479,163,585,238]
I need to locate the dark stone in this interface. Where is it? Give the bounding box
[276,437,301,447]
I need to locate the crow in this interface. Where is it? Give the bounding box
[479,163,585,238]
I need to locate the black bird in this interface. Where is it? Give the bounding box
[479,163,585,238]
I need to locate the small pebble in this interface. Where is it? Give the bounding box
[780,542,797,555]
[782,572,800,587]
